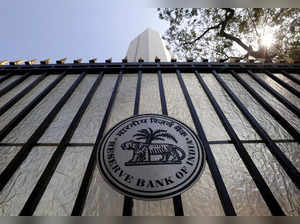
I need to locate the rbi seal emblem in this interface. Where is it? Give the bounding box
[97,114,205,200]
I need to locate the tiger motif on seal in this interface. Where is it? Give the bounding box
[121,140,186,163]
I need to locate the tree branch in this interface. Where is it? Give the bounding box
[184,24,221,45]
[219,8,251,52]
[180,8,273,60]
[219,8,271,60]
[247,8,260,38]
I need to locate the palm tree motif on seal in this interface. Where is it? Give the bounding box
[121,128,186,166]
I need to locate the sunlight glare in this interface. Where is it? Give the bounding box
[260,28,275,48]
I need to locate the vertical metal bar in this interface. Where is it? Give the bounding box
[280,70,300,85]
[264,70,300,97]
[157,70,168,115]
[0,72,31,97]
[157,69,184,216]
[122,197,134,216]
[0,72,66,142]
[0,72,86,192]
[194,70,285,215]
[71,71,123,216]
[230,70,300,143]
[212,70,300,189]
[19,72,104,215]
[122,70,142,216]
[0,72,12,84]
[247,70,300,118]
[175,69,236,216]
[134,70,142,116]
[172,195,184,216]
[0,72,48,117]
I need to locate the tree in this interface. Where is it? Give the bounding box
[133,128,177,144]
[157,8,300,62]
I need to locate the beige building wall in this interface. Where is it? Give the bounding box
[126,28,171,62]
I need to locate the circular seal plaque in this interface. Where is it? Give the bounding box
[97,114,205,200]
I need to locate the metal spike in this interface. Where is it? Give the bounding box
[229,57,240,63]
[279,59,286,63]
[216,57,226,63]
[9,60,25,65]
[105,58,112,63]
[201,57,208,62]
[286,58,295,64]
[89,58,97,63]
[56,58,67,64]
[0,60,9,65]
[73,58,82,64]
[272,58,279,63]
[186,57,193,62]
[256,58,266,63]
[40,58,51,65]
[245,58,255,63]
[25,59,37,65]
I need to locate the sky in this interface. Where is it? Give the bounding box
[0,0,169,63]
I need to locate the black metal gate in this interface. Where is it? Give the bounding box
[0,61,299,216]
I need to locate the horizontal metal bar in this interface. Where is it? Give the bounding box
[0,72,86,192]
[264,70,300,97]
[280,70,300,85]
[175,68,236,216]
[247,70,300,118]
[20,72,103,215]
[212,70,300,189]
[230,70,300,143]
[71,71,123,216]
[0,142,95,147]
[0,143,95,147]
[0,62,299,69]
[195,70,284,215]
[0,62,299,75]
[207,139,297,144]
[0,72,31,97]
[0,139,297,148]
[0,72,48,117]
[0,72,66,142]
